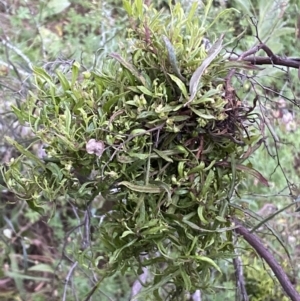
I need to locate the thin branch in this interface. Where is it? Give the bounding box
[233,233,249,301]
[62,261,78,301]
[0,60,31,77]
[226,39,300,94]
[233,219,300,301]
[230,55,300,69]
[0,37,33,70]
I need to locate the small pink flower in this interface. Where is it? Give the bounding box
[86,139,105,157]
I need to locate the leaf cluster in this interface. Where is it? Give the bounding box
[3,0,265,297]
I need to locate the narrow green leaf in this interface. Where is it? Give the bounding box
[123,0,132,15]
[5,136,45,170]
[128,152,149,160]
[201,0,213,28]
[180,266,192,291]
[103,91,130,113]
[65,106,72,135]
[137,86,153,96]
[187,1,199,21]
[193,255,222,273]
[198,206,209,225]
[28,264,54,273]
[190,107,216,119]
[200,169,215,197]
[11,105,26,124]
[33,66,53,82]
[6,271,50,281]
[142,226,166,235]
[168,74,188,98]
[118,181,163,193]
[162,35,186,82]
[215,216,227,222]
[135,0,143,17]
[153,149,173,162]
[56,69,70,91]
[192,89,220,105]
[178,218,236,233]
[121,230,135,238]
[188,34,224,105]
[130,129,147,135]
[188,162,205,175]
[46,162,63,181]
[110,53,148,87]
[53,133,77,151]
[152,180,172,203]
[171,115,189,122]
[27,200,45,215]
[110,238,138,262]
[71,61,80,87]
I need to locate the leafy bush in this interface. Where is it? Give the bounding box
[2,0,272,299]
[2,0,300,300]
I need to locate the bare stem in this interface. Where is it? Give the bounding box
[233,219,300,301]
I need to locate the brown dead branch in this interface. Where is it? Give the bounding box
[230,52,300,69]
[233,219,300,301]
[226,42,300,92]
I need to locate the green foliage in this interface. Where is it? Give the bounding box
[2,0,300,300]
[2,1,269,298]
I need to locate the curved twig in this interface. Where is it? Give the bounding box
[233,219,300,301]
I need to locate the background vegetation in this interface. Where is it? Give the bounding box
[1,0,300,300]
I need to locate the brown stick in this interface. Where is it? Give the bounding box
[230,56,300,69]
[228,42,300,69]
[233,231,249,301]
[233,219,300,301]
